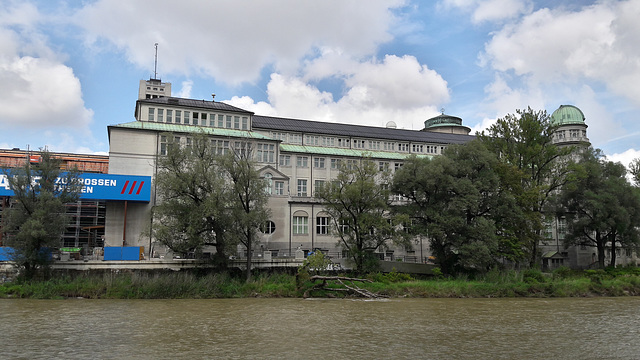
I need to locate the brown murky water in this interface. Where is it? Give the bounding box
[1,297,639,359]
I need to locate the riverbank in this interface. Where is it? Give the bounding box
[1,267,639,299]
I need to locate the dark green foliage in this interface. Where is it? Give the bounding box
[478,107,577,267]
[2,150,81,279]
[555,148,640,268]
[369,268,414,283]
[393,140,523,275]
[630,158,640,186]
[522,268,547,284]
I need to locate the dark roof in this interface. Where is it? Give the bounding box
[137,97,253,114]
[252,115,475,144]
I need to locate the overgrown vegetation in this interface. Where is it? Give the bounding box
[2,267,640,299]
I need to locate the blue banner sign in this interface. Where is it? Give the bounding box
[0,172,151,202]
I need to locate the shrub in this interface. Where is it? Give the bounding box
[552,266,573,280]
[522,268,546,284]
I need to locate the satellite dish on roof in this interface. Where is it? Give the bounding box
[386,121,397,129]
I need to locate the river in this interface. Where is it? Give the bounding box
[1,297,638,359]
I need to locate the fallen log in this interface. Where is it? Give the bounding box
[305,275,388,299]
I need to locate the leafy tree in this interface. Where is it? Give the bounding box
[556,148,640,268]
[1,150,81,279]
[221,142,270,281]
[393,140,523,275]
[314,158,408,273]
[477,107,577,267]
[153,133,232,267]
[630,157,640,186]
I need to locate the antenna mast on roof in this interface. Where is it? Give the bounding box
[154,43,159,79]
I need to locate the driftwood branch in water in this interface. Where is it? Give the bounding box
[305,275,388,299]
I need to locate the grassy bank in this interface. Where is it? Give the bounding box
[0,272,298,299]
[1,267,640,299]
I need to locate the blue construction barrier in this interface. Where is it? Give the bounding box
[0,247,14,261]
[103,246,143,261]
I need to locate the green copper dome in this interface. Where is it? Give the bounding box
[424,113,463,128]
[551,105,586,126]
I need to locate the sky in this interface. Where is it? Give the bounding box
[1,0,639,169]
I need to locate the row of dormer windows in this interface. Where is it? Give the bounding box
[147,107,250,130]
[271,131,445,154]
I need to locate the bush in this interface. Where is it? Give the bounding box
[368,268,414,284]
[552,266,574,280]
[522,269,546,284]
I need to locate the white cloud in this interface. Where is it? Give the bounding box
[227,54,447,130]
[75,0,406,84]
[439,0,532,24]
[606,148,640,169]
[175,80,193,99]
[472,0,533,24]
[0,3,92,131]
[481,1,640,106]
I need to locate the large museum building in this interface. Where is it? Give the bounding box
[3,77,635,268]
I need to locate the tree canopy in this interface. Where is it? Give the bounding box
[555,148,640,268]
[477,107,577,266]
[314,158,408,273]
[153,134,269,279]
[392,140,524,275]
[153,133,232,266]
[1,150,81,279]
[221,142,270,281]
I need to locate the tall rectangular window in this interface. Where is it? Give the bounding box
[183,111,190,125]
[192,112,200,126]
[242,117,248,130]
[157,109,164,122]
[257,143,275,163]
[275,181,285,195]
[297,179,307,197]
[314,180,325,195]
[175,110,182,124]
[160,135,167,155]
[314,157,325,169]
[293,216,308,235]
[148,108,155,121]
[234,116,240,129]
[209,114,216,127]
[218,114,225,128]
[316,217,329,235]
[279,155,291,166]
[166,109,173,123]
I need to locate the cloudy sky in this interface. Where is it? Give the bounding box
[1,0,639,167]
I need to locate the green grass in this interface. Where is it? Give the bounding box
[1,268,640,299]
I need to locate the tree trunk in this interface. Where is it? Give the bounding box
[245,232,252,282]
[596,231,606,269]
[609,233,617,268]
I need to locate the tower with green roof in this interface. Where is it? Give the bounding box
[550,105,590,147]
[422,112,471,135]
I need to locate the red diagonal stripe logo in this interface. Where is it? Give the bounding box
[128,181,137,195]
[136,181,145,195]
[121,180,130,194]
